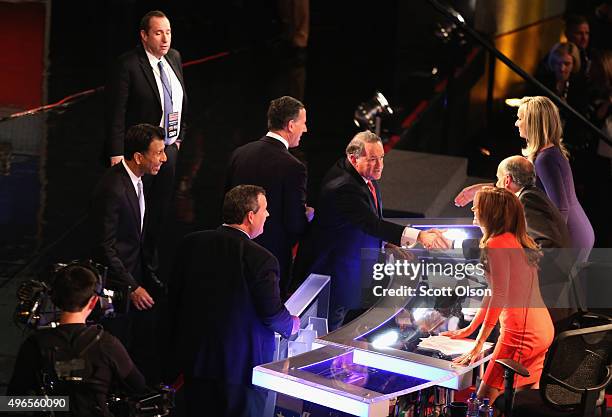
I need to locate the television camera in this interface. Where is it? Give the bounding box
[14,260,129,329]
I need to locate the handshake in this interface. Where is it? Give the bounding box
[417,228,452,249]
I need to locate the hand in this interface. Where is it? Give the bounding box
[291,315,300,335]
[305,206,315,222]
[385,243,416,262]
[451,341,483,366]
[454,183,490,207]
[110,156,123,166]
[130,286,155,310]
[394,309,413,330]
[175,141,181,150]
[440,327,472,339]
[418,229,451,249]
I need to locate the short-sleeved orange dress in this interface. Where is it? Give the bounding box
[475,232,555,389]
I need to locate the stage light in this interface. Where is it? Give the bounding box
[479,147,491,156]
[371,330,399,349]
[443,229,468,243]
[412,308,428,322]
[353,92,394,136]
[505,98,522,107]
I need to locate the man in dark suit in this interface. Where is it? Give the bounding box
[106,10,188,276]
[226,96,313,297]
[295,131,449,329]
[455,156,574,320]
[169,185,299,417]
[455,156,571,249]
[497,156,576,319]
[496,156,571,249]
[91,123,167,382]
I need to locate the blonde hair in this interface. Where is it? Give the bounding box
[519,96,570,161]
[547,42,581,75]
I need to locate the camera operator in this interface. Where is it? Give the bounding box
[7,264,147,417]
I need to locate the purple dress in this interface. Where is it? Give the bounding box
[535,147,595,251]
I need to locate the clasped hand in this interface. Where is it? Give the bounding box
[418,229,451,249]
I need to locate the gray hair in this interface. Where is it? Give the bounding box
[501,156,536,188]
[345,131,382,157]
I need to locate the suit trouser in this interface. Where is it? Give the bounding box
[102,303,161,384]
[143,142,178,274]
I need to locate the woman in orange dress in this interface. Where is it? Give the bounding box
[442,187,554,404]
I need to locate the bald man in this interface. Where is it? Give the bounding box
[456,156,570,248]
[456,156,575,322]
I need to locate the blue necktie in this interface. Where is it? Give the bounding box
[158,60,173,144]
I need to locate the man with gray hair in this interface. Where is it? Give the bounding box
[295,131,448,329]
[456,156,575,322]
[497,156,571,248]
[456,155,570,248]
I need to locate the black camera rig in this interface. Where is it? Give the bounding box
[14,260,129,329]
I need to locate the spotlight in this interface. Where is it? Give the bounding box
[354,92,394,136]
[443,229,468,243]
[372,330,399,349]
[434,22,467,46]
[505,98,522,108]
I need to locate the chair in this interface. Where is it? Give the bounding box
[495,318,612,417]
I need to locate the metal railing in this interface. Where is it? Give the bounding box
[426,0,612,147]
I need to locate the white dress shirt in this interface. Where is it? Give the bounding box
[121,159,142,197]
[266,131,289,149]
[144,49,184,144]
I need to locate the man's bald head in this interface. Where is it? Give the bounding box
[496,156,535,192]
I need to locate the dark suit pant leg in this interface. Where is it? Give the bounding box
[185,378,265,417]
[100,311,161,383]
[143,143,178,273]
[129,305,161,384]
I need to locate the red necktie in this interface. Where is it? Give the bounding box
[367,180,378,210]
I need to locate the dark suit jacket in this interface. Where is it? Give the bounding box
[226,136,308,282]
[168,226,293,385]
[90,163,147,289]
[295,158,405,309]
[106,45,188,157]
[518,185,571,249]
[462,185,571,255]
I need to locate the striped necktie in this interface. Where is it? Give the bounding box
[367,180,378,211]
[158,60,173,144]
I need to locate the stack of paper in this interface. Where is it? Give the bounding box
[418,335,493,356]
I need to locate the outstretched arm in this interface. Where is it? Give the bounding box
[454,183,493,207]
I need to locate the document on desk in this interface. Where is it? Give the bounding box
[418,335,493,356]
